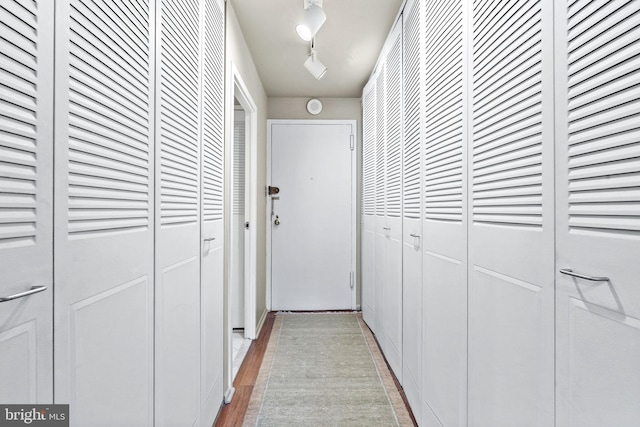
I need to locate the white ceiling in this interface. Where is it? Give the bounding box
[230,0,404,98]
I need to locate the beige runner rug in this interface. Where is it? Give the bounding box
[243,312,414,426]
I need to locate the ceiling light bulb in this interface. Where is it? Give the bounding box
[295,4,326,41]
[296,25,312,41]
[304,52,327,80]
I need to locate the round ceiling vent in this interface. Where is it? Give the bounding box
[306,98,323,115]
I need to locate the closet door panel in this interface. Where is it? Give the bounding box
[555,1,640,425]
[361,84,377,331]
[53,1,155,425]
[383,26,403,382]
[468,0,555,425]
[155,0,202,425]
[200,0,225,426]
[201,0,225,423]
[0,0,54,403]
[402,0,423,420]
[421,0,468,424]
[374,69,386,347]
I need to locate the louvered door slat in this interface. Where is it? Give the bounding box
[67,0,151,237]
[233,118,245,216]
[159,0,200,226]
[72,1,148,72]
[363,87,376,216]
[375,70,386,217]
[472,0,543,228]
[385,35,402,219]
[203,0,225,222]
[424,0,463,222]
[403,0,421,220]
[566,0,640,235]
[0,0,47,247]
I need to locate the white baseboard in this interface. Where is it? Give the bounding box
[224,386,235,404]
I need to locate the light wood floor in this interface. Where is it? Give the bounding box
[212,312,417,427]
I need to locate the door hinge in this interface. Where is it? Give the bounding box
[350,135,355,151]
[350,272,355,289]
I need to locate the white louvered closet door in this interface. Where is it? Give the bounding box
[0,0,54,403]
[201,0,225,424]
[383,22,404,383]
[53,1,155,425]
[468,0,555,425]
[361,83,377,331]
[231,110,245,330]
[374,67,387,344]
[555,2,640,425]
[401,0,422,420]
[421,0,468,425]
[155,0,202,426]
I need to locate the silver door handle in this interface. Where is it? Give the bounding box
[410,234,420,238]
[560,269,609,282]
[203,237,216,242]
[383,227,391,230]
[1,285,47,303]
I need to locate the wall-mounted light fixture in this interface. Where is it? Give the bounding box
[296,0,326,41]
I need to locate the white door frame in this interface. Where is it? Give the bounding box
[266,120,358,311]
[224,63,258,401]
[231,67,257,340]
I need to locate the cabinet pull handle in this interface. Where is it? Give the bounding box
[410,234,420,238]
[383,227,391,230]
[1,285,47,303]
[560,269,609,282]
[203,237,216,242]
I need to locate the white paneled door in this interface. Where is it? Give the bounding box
[201,0,225,424]
[270,121,356,311]
[383,24,404,383]
[421,0,468,425]
[401,0,423,422]
[374,70,387,343]
[468,0,555,425]
[54,1,155,425]
[555,2,640,425]
[361,85,377,331]
[155,0,202,425]
[0,0,54,404]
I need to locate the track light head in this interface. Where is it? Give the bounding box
[296,3,326,41]
[304,49,327,80]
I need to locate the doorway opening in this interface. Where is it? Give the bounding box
[231,102,250,379]
[226,65,258,397]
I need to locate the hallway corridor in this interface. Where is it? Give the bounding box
[1,0,638,425]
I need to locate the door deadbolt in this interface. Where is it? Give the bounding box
[274,215,280,226]
[268,186,280,195]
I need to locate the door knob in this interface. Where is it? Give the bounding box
[274,215,280,226]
